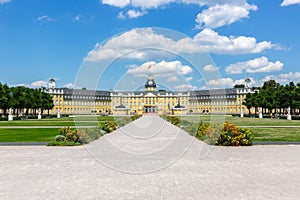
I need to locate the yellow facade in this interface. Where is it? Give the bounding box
[46,76,254,116]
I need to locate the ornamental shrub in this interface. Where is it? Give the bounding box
[166,116,180,126]
[55,135,66,142]
[211,122,253,146]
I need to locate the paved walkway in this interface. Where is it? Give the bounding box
[1,115,300,199]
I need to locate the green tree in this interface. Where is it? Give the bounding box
[0,83,10,115]
[243,93,253,115]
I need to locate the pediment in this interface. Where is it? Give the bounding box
[144,92,156,97]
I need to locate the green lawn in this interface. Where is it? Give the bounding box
[0,115,138,143]
[180,115,300,126]
[0,128,58,142]
[0,116,125,126]
[175,115,300,142]
[251,128,300,142]
[1,115,300,143]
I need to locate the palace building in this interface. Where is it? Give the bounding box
[46,74,254,115]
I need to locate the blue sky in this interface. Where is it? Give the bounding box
[0,0,300,91]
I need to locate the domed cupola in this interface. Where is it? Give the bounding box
[245,77,252,88]
[48,79,56,89]
[145,73,156,91]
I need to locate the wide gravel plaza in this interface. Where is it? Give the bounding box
[1,115,299,200]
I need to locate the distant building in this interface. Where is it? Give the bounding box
[46,75,254,115]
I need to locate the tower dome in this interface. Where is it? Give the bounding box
[245,77,252,88]
[145,74,156,91]
[48,79,56,89]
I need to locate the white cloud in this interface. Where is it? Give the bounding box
[206,72,300,89]
[195,3,257,29]
[167,76,179,82]
[118,9,147,19]
[203,64,218,72]
[86,28,279,62]
[127,60,193,77]
[174,84,197,91]
[16,80,48,88]
[75,14,83,21]
[85,28,201,61]
[102,0,254,21]
[207,78,234,88]
[117,11,126,19]
[206,77,256,89]
[203,72,300,89]
[261,72,300,85]
[63,83,74,88]
[225,56,284,75]
[0,0,10,4]
[194,28,275,54]
[37,15,55,22]
[131,0,176,9]
[101,0,130,8]
[127,9,147,18]
[102,0,251,9]
[30,80,48,87]
[185,76,193,81]
[281,0,300,6]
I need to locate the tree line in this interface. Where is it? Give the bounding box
[243,80,300,115]
[0,82,54,116]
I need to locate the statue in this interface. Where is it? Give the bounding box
[57,109,61,119]
[8,108,13,121]
[38,108,42,119]
[240,107,244,118]
[287,106,292,120]
[259,107,263,119]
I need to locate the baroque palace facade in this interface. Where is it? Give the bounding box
[46,75,254,115]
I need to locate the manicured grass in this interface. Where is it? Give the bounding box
[0,128,58,142]
[0,116,124,126]
[180,115,300,126]
[251,128,300,142]
[173,115,300,142]
[0,115,140,143]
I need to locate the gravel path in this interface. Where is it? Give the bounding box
[0,115,299,200]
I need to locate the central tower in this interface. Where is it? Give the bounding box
[145,73,156,92]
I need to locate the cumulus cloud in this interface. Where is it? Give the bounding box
[118,9,147,19]
[174,84,197,91]
[0,0,10,4]
[102,0,255,21]
[281,0,300,6]
[225,56,284,75]
[85,28,202,61]
[207,78,235,88]
[206,72,300,89]
[194,28,275,54]
[127,60,193,77]
[37,15,55,22]
[102,0,176,9]
[131,0,177,9]
[195,3,257,29]
[167,76,179,82]
[203,64,218,72]
[117,11,126,19]
[63,83,74,88]
[102,0,130,8]
[206,77,257,89]
[16,80,48,88]
[127,9,147,18]
[185,77,193,81]
[261,72,300,85]
[86,28,279,62]
[30,80,48,87]
[75,14,83,21]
